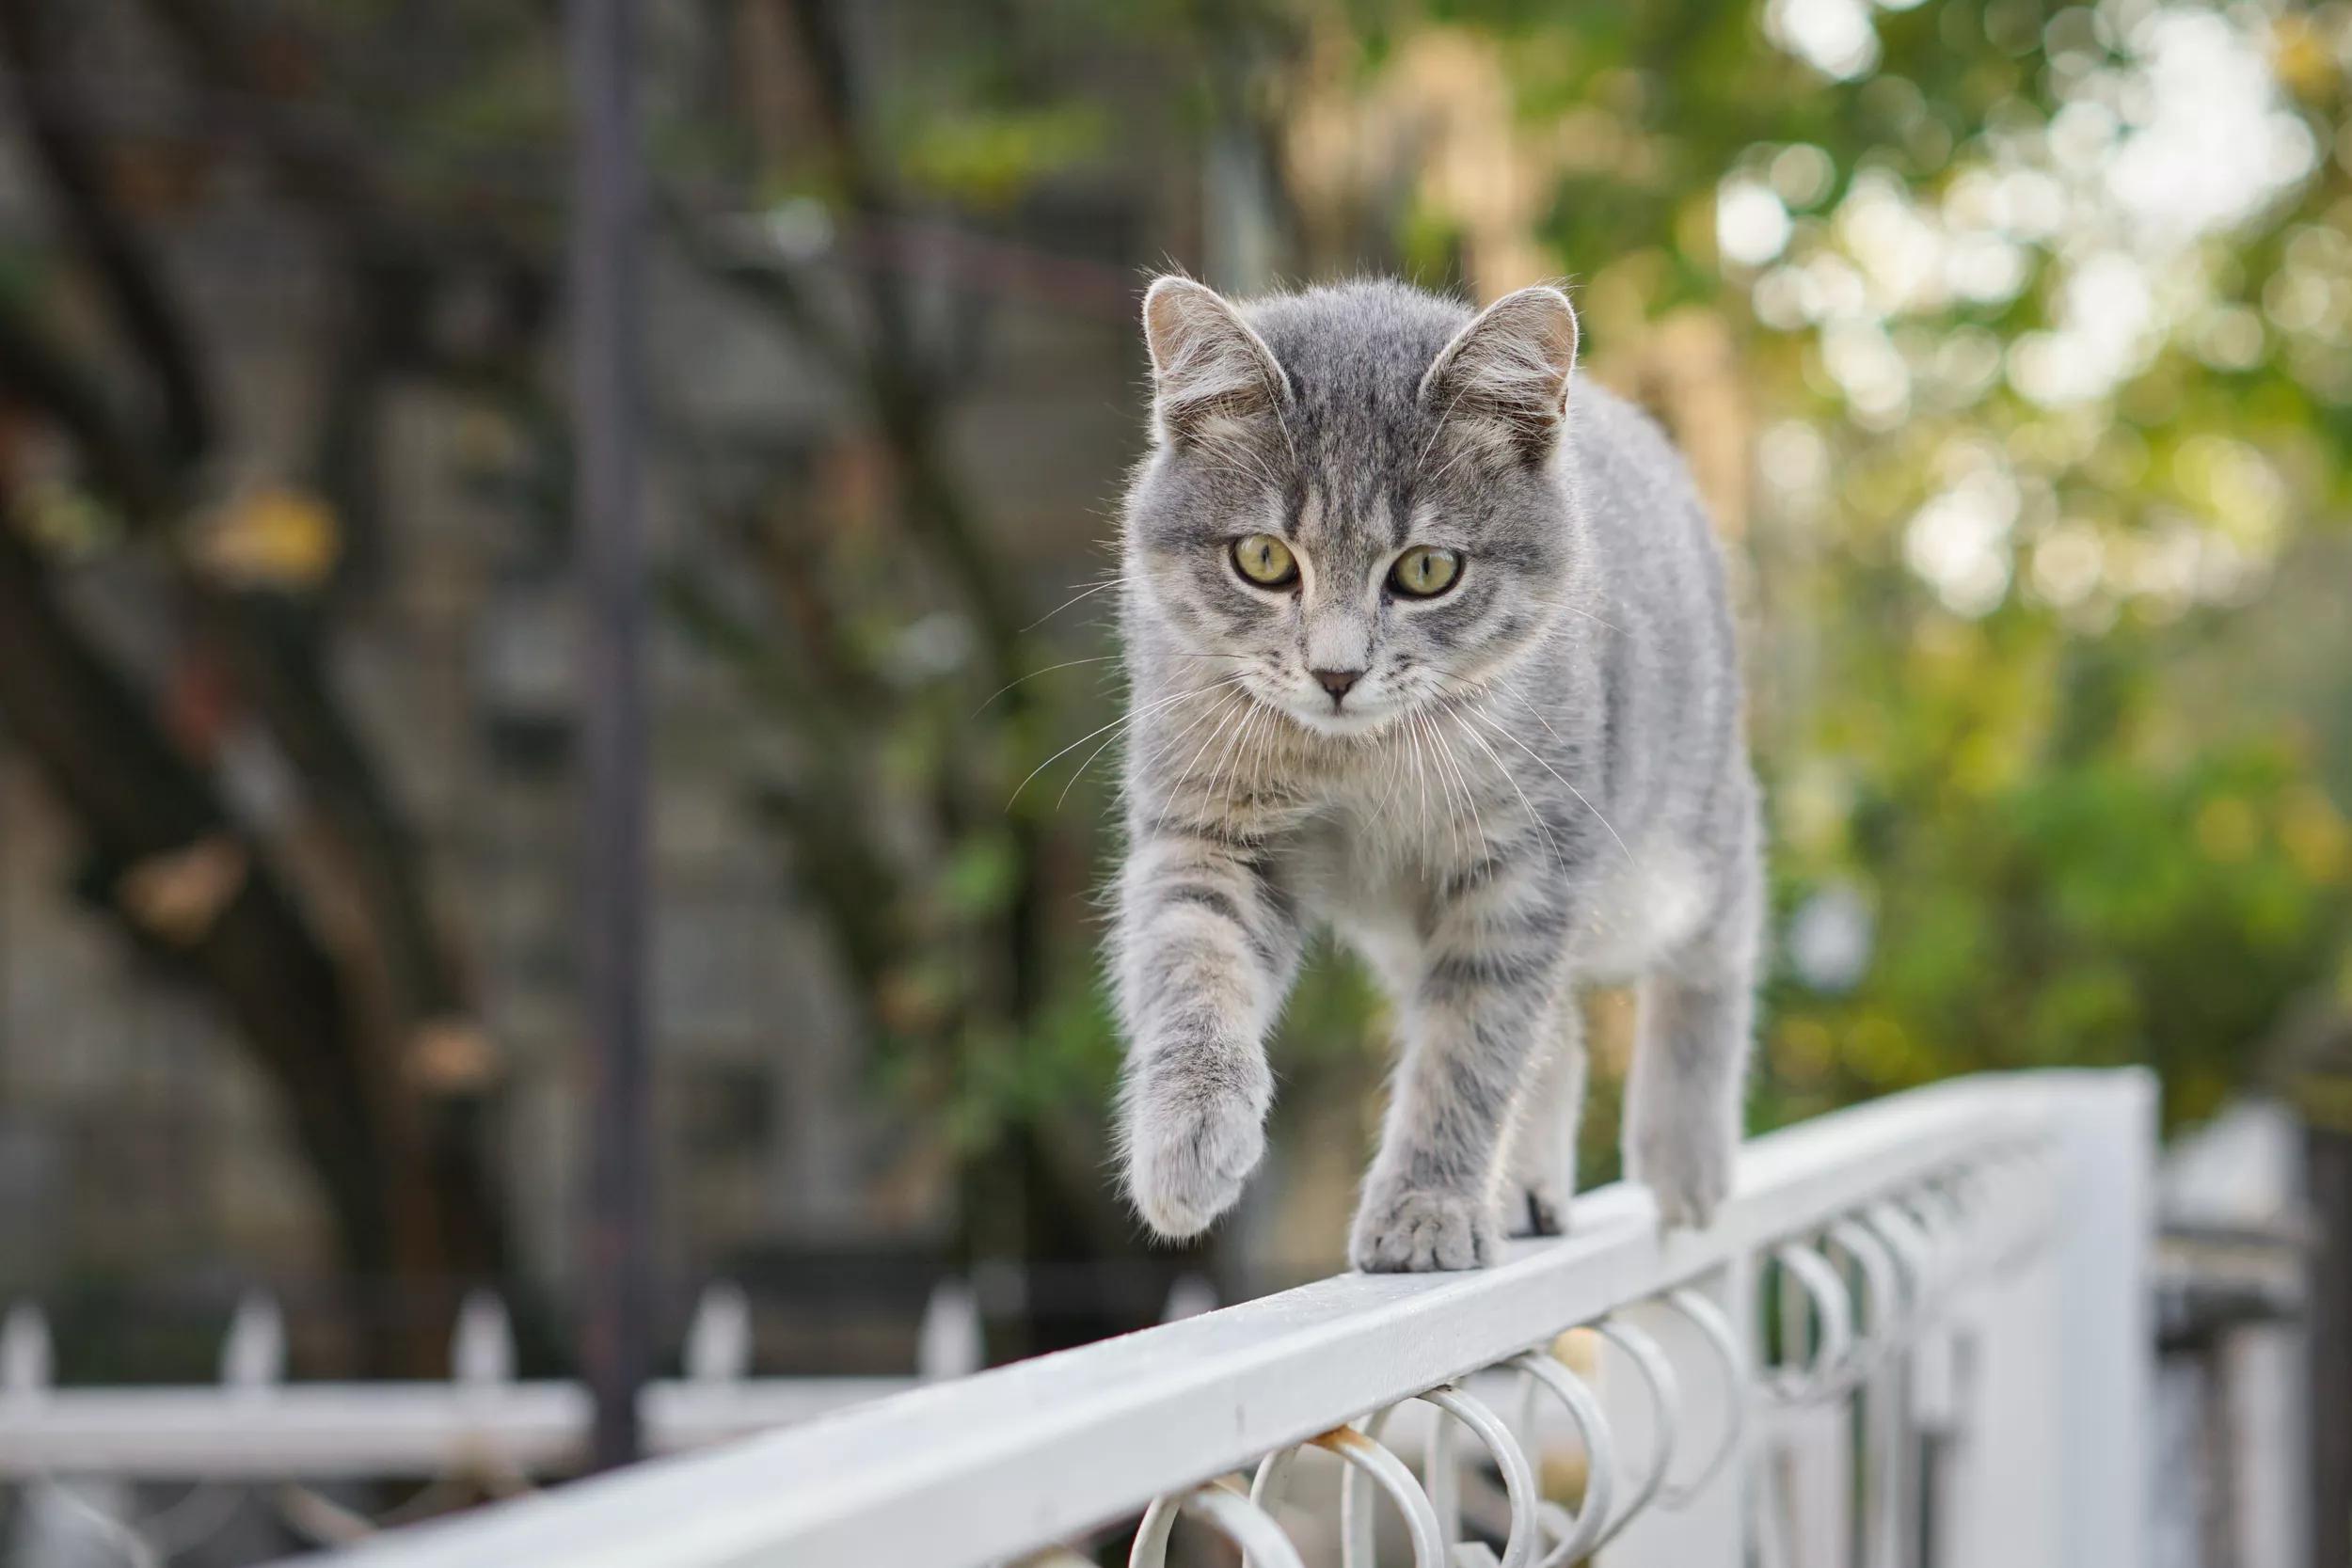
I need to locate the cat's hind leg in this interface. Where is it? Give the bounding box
[1498,1000,1586,1238]
[1623,860,1759,1230]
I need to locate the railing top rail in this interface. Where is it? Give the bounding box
[312,1073,2099,1568]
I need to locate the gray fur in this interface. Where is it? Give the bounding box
[1110,277,1761,1271]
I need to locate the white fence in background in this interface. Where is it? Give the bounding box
[0,1278,1004,1481]
[194,1069,2148,1568]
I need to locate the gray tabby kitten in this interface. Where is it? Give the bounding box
[1110,276,1760,1272]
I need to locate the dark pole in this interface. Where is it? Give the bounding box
[2289,1016,2352,1568]
[2309,1119,2352,1568]
[567,0,651,1470]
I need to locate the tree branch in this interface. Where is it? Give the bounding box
[0,0,211,464]
[0,519,403,1285]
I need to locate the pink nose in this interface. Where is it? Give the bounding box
[1312,668,1362,703]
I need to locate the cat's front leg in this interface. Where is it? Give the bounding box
[1351,869,1573,1272]
[1114,828,1301,1241]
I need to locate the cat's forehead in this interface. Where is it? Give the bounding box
[1244,282,1471,533]
[1252,289,1460,416]
[1290,483,1405,555]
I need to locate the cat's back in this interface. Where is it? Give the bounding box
[1563,379,1739,680]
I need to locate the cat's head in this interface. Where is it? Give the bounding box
[1123,277,1582,738]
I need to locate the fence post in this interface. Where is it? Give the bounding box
[2050,1069,2157,1568]
[568,0,654,1474]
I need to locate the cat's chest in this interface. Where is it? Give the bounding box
[1274,796,1452,932]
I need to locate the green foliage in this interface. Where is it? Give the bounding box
[682,0,2352,1212]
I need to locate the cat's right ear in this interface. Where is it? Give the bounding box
[1141,277,1290,449]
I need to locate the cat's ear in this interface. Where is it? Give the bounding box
[1418,285,1580,464]
[1141,276,1291,448]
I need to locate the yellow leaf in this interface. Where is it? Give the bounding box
[196,486,341,590]
[117,834,247,945]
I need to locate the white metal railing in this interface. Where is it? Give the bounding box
[254,1069,2153,1568]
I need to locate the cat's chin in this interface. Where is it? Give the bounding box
[1287,704,1398,740]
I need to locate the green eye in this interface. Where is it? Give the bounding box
[1232,533,1298,587]
[1389,546,1462,598]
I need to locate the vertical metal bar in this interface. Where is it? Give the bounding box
[567,0,651,1471]
[2049,1069,2158,1568]
[2307,1119,2352,1568]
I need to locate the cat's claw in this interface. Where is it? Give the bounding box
[1504,1181,1570,1239]
[1350,1186,1498,1272]
[1124,1084,1265,1240]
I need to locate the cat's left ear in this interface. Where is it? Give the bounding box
[1418,285,1580,464]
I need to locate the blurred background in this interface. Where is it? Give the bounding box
[0,0,2348,1562]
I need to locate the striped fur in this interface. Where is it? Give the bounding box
[1112,278,1762,1271]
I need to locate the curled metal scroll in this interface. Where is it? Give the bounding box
[1242,1446,1303,1568]
[1324,1424,1448,1568]
[1422,1385,1542,1568]
[1184,1485,1307,1568]
[1759,1243,1854,1404]
[1653,1287,1748,1507]
[1865,1198,1935,1324]
[1587,1317,1682,1547]
[1341,1386,1540,1568]
[1504,1349,1618,1568]
[1127,1491,1182,1568]
[1133,1480,1303,1568]
[1827,1215,1908,1385]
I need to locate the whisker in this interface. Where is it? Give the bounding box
[1208,698,1269,841]
[1009,677,1243,809]
[1463,705,1637,870]
[1021,575,1129,635]
[1150,689,1252,838]
[1520,598,1630,637]
[975,651,1247,718]
[972,655,1118,718]
[1429,707,1491,868]
[1454,709,1567,878]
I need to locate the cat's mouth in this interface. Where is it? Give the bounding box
[1281,690,1404,738]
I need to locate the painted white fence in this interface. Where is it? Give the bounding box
[227,1069,2150,1568]
[0,1282,986,1480]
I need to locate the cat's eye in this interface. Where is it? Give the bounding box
[1389,546,1462,598]
[1232,533,1298,588]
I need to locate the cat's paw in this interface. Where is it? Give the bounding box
[1502,1179,1571,1239]
[1628,1120,1733,1230]
[1122,1070,1267,1241]
[1350,1185,1498,1272]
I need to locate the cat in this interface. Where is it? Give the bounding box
[1108,275,1761,1272]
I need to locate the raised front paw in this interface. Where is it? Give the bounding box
[1628,1118,1733,1230]
[1350,1184,1498,1273]
[1122,1065,1268,1241]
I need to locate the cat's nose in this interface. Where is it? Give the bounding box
[1311,667,1362,703]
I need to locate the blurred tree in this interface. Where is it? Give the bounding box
[664,0,1182,1352]
[0,0,558,1365]
[665,0,2352,1325]
[10,0,2345,1379]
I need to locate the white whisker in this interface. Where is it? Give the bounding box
[1454,705,1568,877]
[1021,576,1129,635]
[1463,705,1637,870]
[1009,676,1242,809]
[1150,689,1253,838]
